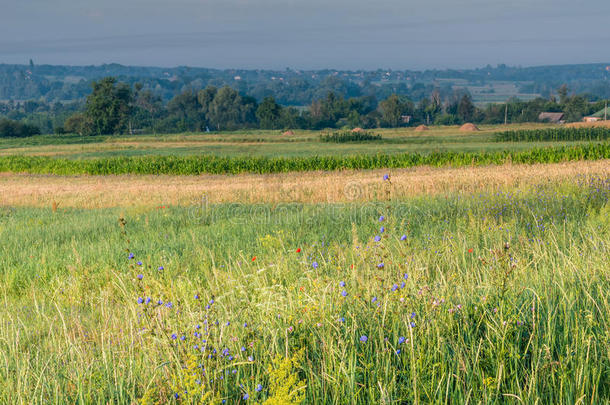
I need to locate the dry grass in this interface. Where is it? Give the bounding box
[565,121,610,129]
[1,160,608,209]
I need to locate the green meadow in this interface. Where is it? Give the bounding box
[1,177,608,403]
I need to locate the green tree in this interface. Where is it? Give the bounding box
[457,94,475,122]
[84,77,133,135]
[256,96,282,129]
[379,94,413,127]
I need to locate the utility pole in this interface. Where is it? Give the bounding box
[504,103,508,125]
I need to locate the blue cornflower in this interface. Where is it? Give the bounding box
[174,393,179,399]
[241,346,246,352]
[157,299,163,305]
[377,263,384,268]
[411,312,416,318]
[404,273,409,279]
[374,235,381,242]
[383,174,389,181]
[209,299,214,305]
[396,349,401,354]
[128,253,134,259]
[243,322,248,327]
[180,335,186,341]
[400,281,406,288]
[400,234,407,241]
[410,322,416,328]
[371,296,377,303]
[380,226,385,233]
[339,281,346,287]
[137,274,143,280]
[341,290,348,297]
[256,384,263,392]
[391,284,398,291]
[398,336,406,344]
[137,297,144,304]
[171,334,177,340]
[360,335,368,342]
[312,261,319,268]
[243,393,249,400]
[136,261,142,266]
[226,321,230,326]
[339,317,345,322]
[165,302,173,308]
[248,356,254,362]
[145,297,151,304]
[379,215,385,222]
[194,294,199,300]
[158,266,164,270]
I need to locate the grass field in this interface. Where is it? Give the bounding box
[0,124,609,403]
[1,172,609,403]
[0,124,576,160]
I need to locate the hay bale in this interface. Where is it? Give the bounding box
[414,125,429,131]
[460,123,479,132]
[282,130,295,135]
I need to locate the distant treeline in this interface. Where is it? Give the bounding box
[1,143,608,175]
[1,76,609,137]
[2,62,610,103]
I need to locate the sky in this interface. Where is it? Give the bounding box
[1,0,609,70]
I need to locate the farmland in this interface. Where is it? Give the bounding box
[0,125,609,403]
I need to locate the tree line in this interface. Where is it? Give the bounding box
[1,77,608,137]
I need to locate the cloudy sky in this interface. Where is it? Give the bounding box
[1,0,609,70]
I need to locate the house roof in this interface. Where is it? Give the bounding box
[538,112,564,123]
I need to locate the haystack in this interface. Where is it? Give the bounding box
[460,123,479,132]
[351,127,365,133]
[414,125,429,131]
[282,130,295,135]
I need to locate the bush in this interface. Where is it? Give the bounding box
[0,119,41,138]
[320,131,382,143]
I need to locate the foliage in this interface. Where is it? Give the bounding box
[84,77,133,135]
[263,350,306,405]
[0,118,40,137]
[0,118,40,138]
[319,131,382,143]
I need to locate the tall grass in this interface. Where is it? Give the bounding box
[495,127,610,142]
[0,178,608,403]
[1,143,609,175]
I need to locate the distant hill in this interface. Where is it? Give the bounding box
[1,62,609,105]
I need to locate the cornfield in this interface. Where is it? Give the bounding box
[494,127,610,142]
[0,143,608,175]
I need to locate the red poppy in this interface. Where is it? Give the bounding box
[468,248,473,253]
[252,256,256,261]
[296,248,301,253]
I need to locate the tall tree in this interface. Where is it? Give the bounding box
[84,77,133,135]
[457,94,475,122]
[256,96,282,129]
[379,94,413,127]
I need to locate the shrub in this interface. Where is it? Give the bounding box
[0,118,41,138]
[320,131,382,143]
